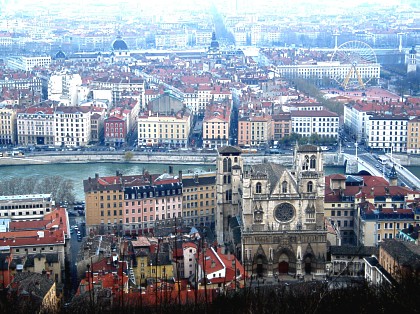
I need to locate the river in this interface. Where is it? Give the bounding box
[1,163,419,201]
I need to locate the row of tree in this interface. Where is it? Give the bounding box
[0,176,75,204]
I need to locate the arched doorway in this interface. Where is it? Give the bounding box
[278,253,289,274]
[255,255,266,277]
[278,261,289,273]
[304,255,314,274]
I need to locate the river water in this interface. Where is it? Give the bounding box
[0,162,419,201]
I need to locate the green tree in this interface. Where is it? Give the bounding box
[124,151,134,162]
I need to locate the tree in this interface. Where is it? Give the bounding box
[124,151,134,162]
[0,176,75,204]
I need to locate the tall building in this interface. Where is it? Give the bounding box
[407,46,417,74]
[0,106,17,145]
[216,145,327,278]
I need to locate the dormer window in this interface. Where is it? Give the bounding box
[282,181,288,193]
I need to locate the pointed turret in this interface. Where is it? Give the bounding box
[389,164,398,186]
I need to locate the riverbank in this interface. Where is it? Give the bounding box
[2,150,419,167]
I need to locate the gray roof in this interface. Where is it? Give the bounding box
[380,239,420,270]
[218,146,242,155]
[330,245,378,257]
[182,174,216,187]
[250,162,287,194]
[11,272,54,299]
[24,253,59,268]
[298,144,320,153]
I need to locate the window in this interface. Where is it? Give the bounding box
[255,182,262,194]
[282,181,287,193]
[310,155,316,169]
[307,181,313,193]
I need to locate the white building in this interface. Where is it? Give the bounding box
[291,110,339,138]
[7,56,51,71]
[182,243,197,279]
[48,73,82,106]
[275,61,380,88]
[344,102,373,143]
[54,106,92,147]
[0,194,54,221]
[365,114,409,153]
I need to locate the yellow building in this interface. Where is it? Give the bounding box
[0,107,17,145]
[137,112,191,147]
[134,251,150,285]
[181,172,216,227]
[84,173,126,235]
[148,252,174,283]
[407,116,420,154]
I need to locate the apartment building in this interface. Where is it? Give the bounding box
[91,76,145,105]
[104,115,127,146]
[0,106,16,145]
[137,111,191,147]
[7,56,51,71]
[16,107,54,146]
[84,172,182,236]
[343,102,374,142]
[324,174,357,245]
[275,61,380,87]
[202,102,231,149]
[271,113,291,143]
[124,174,182,235]
[84,173,126,235]
[54,106,92,147]
[291,109,339,138]
[237,115,272,147]
[0,194,54,221]
[325,173,416,247]
[355,186,414,246]
[366,114,409,153]
[48,73,82,106]
[407,116,420,154]
[181,172,216,228]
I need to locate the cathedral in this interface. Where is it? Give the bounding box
[216,145,327,278]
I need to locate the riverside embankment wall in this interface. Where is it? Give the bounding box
[0,151,344,167]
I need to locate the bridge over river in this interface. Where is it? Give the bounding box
[344,152,420,189]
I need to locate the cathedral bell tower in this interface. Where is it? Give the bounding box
[215,146,243,246]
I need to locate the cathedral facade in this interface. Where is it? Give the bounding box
[216,145,327,278]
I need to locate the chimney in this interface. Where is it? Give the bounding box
[95,173,99,179]
[168,165,173,175]
[178,170,182,182]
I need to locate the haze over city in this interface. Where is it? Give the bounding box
[0,0,419,313]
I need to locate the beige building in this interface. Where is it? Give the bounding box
[181,172,216,227]
[137,111,191,147]
[407,116,420,154]
[16,107,54,146]
[0,106,17,145]
[203,102,231,149]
